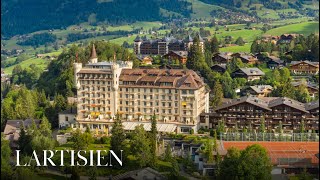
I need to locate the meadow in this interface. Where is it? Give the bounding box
[265,21,319,36]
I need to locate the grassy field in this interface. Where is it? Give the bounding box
[265,21,319,36]
[187,0,223,19]
[220,44,252,53]
[4,58,49,74]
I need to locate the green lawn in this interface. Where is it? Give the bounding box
[3,57,49,74]
[220,44,252,53]
[265,21,319,36]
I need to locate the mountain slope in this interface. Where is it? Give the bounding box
[1,0,191,38]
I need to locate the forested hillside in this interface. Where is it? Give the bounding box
[1,0,191,38]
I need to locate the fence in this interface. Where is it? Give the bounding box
[220,133,319,142]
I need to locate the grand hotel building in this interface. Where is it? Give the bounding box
[73,45,209,133]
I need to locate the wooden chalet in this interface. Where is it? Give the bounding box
[162,51,188,64]
[291,81,319,98]
[231,68,265,81]
[212,52,233,64]
[289,61,319,75]
[137,55,153,65]
[232,53,258,64]
[200,96,319,133]
[210,64,227,74]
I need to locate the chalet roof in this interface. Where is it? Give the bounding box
[250,85,273,94]
[305,100,319,111]
[89,44,97,59]
[4,119,41,143]
[290,60,319,67]
[119,69,205,89]
[240,55,258,61]
[215,95,271,111]
[268,97,309,113]
[268,56,280,61]
[136,54,153,61]
[291,81,319,90]
[169,51,188,58]
[236,68,265,76]
[211,64,227,70]
[214,52,233,60]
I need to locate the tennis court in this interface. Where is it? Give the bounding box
[221,141,319,167]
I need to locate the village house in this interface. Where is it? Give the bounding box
[58,107,77,129]
[162,50,188,64]
[242,85,273,97]
[261,35,279,44]
[210,64,227,74]
[36,54,57,60]
[266,56,285,69]
[232,53,258,64]
[277,34,302,44]
[289,60,319,75]
[3,119,41,149]
[212,52,233,64]
[231,68,265,81]
[291,81,319,98]
[136,55,153,65]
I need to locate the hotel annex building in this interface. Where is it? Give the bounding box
[73,45,209,133]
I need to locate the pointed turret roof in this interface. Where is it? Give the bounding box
[197,33,204,42]
[134,35,142,42]
[90,44,97,59]
[185,34,193,42]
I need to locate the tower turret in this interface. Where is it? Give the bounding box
[89,44,98,63]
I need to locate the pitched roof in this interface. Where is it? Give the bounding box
[215,95,271,111]
[90,44,97,60]
[291,81,319,90]
[214,52,233,60]
[305,100,319,111]
[290,60,319,67]
[4,119,41,143]
[119,69,205,89]
[136,55,153,61]
[185,34,193,42]
[134,35,142,42]
[268,97,309,113]
[170,51,188,58]
[250,85,273,93]
[211,64,227,70]
[237,68,265,76]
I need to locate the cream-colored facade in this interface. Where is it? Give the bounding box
[73,46,209,133]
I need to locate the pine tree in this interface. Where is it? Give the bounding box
[235,37,245,46]
[111,113,125,155]
[131,125,151,167]
[186,35,205,70]
[164,143,172,161]
[211,81,223,108]
[210,35,219,54]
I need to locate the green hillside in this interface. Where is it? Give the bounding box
[265,21,319,35]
